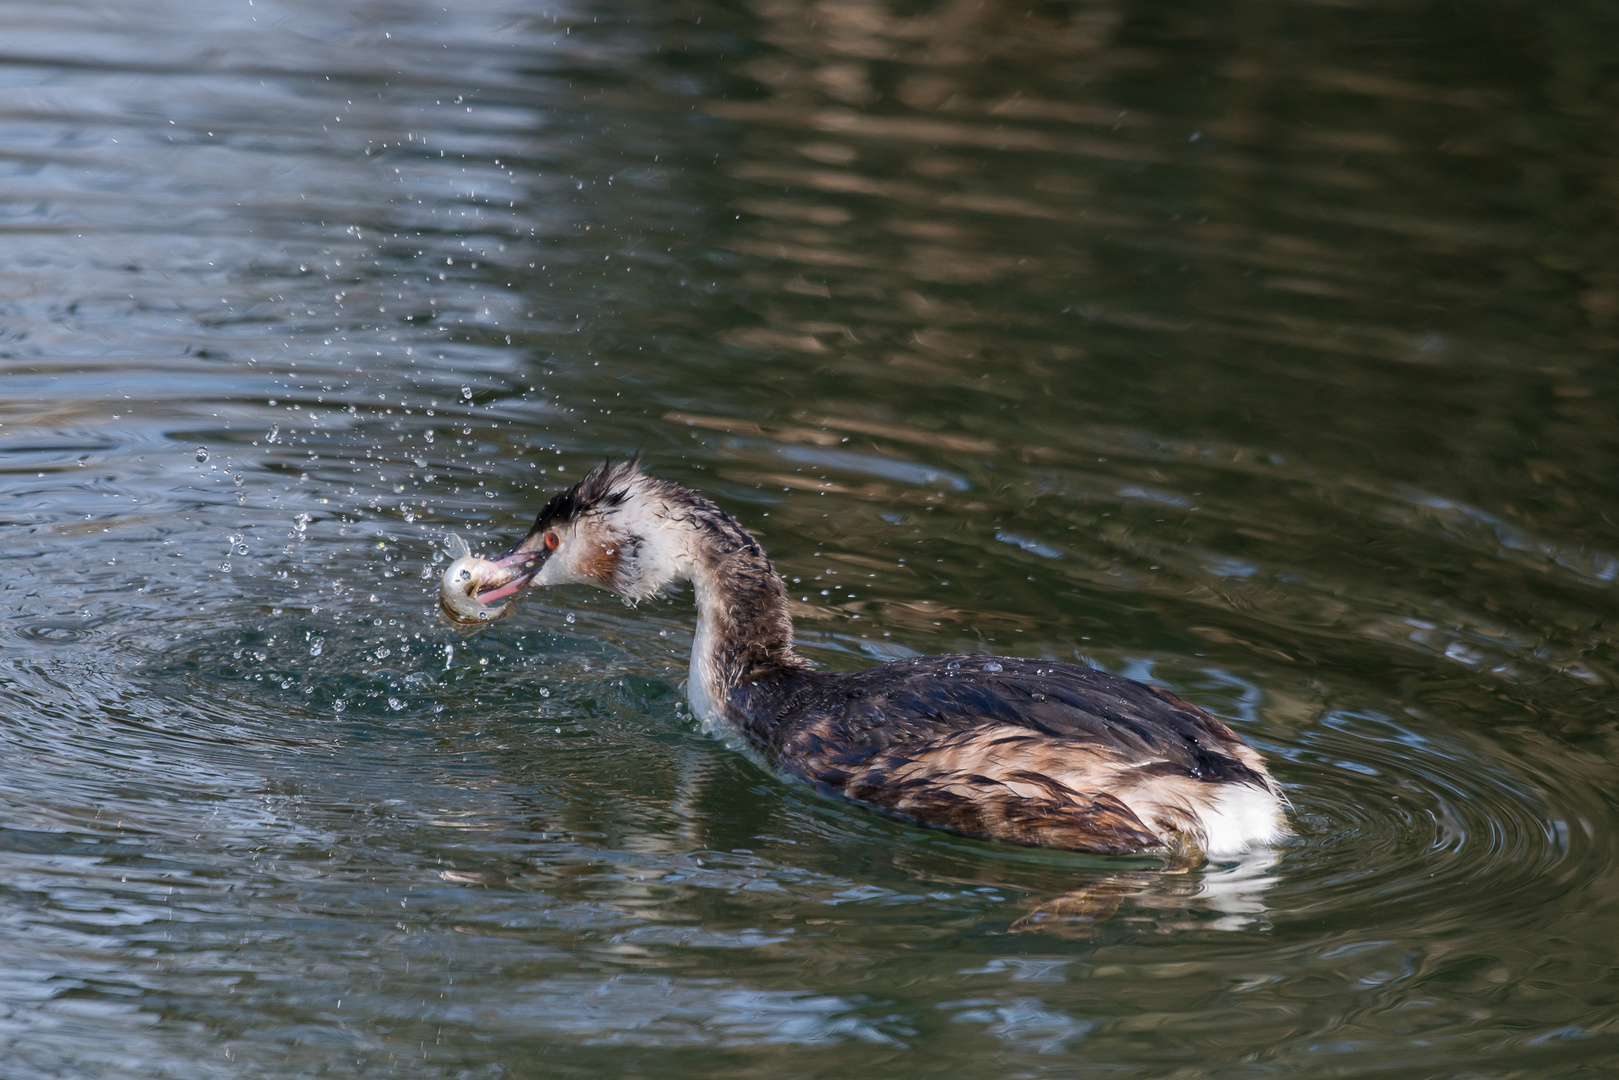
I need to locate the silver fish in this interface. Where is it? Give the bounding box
[438,533,521,634]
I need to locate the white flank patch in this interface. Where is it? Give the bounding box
[1197,784,1288,855]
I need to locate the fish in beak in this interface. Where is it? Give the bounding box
[436,531,553,632]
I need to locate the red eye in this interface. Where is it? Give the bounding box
[544,531,560,550]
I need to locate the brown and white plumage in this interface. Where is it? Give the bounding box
[440,459,1287,859]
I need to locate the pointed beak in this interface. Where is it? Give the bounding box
[474,523,558,604]
[467,547,540,605]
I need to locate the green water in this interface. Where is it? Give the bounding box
[3,0,1618,1076]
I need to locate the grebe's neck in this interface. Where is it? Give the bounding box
[653,494,805,729]
[516,462,806,731]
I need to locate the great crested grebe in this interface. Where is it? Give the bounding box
[441,460,1287,859]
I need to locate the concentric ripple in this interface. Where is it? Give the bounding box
[1278,709,1609,928]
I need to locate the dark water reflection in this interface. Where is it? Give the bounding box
[4,0,1619,1075]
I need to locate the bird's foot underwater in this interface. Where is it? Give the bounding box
[1008,835,1206,936]
[1009,874,1144,936]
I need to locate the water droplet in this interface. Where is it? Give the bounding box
[195,447,209,462]
[565,613,576,624]
[983,661,1002,671]
[461,386,473,399]
[424,429,435,443]
[309,641,323,657]
[234,473,244,486]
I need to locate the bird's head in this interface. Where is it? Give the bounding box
[438,457,686,629]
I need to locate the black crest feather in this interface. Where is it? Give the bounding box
[530,455,642,529]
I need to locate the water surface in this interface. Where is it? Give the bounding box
[4,0,1619,1076]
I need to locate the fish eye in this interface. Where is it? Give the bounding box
[459,569,471,580]
[544,531,560,550]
